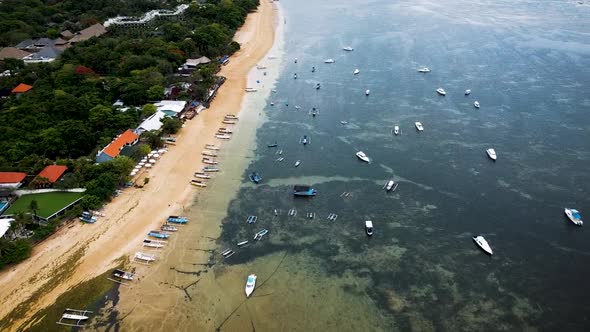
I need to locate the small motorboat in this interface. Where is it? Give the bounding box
[190,180,208,187]
[245,88,257,92]
[254,229,269,241]
[417,67,431,73]
[486,148,497,161]
[415,122,424,131]
[237,240,249,246]
[436,88,446,96]
[161,224,178,232]
[134,251,156,262]
[245,274,257,297]
[342,46,354,51]
[205,144,220,150]
[465,89,471,95]
[472,236,493,255]
[194,172,211,179]
[295,160,301,167]
[474,101,480,108]
[394,126,400,135]
[301,135,309,145]
[267,142,278,148]
[316,83,321,90]
[293,73,297,79]
[365,220,374,236]
[385,180,398,192]
[356,151,370,163]
[340,121,348,125]
[143,239,165,248]
[324,58,335,63]
[202,158,218,165]
[565,208,583,226]
[365,89,370,96]
[353,68,360,75]
[203,166,220,172]
[249,172,262,184]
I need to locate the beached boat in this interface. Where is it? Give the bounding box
[245,274,257,297]
[356,151,370,163]
[415,122,424,131]
[294,160,301,167]
[365,89,370,96]
[225,114,238,120]
[202,158,218,165]
[215,134,231,139]
[418,67,431,73]
[168,215,189,222]
[436,88,446,96]
[237,240,249,246]
[385,180,398,192]
[148,230,170,239]
[205,144,220,150]
[472,236,493,255]
[202,151,218,157]
[79,211,97,223]
[342,46,354,51]
[324,58,335,63]
[134,251,156,262]
[143,239,165,248]
[465,89,471,95]
[218,128,233,134]
[62,312,89,321]
[56,308,94,327]
[191,180,208,187]
[353,68,360,75]
[486,148,497,161]
[113,269,134,281]
[245,88,257,92]
[194,172,211,179]
[474,101,480,108]
[249,172,262,184]
[394,126,400,135]
[254,229,268,241]
[161,224,178,232]
[365,220,374,236]
[203,166,220,172]
[222,120,237,125]
[565,208,583,226]
[293,185,317,196]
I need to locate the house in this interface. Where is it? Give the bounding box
[0,172,27,189]
[15,39,35,50]
[33,165,68,187]
[23,46,63,63]
[183,56,211,68]
[136,111,168,134]
[96,129,139,163]
[11,83,33,95]
[60,30,74,40]
[154,100,186,116]
[69,23,107,44]
[0,47,31,60]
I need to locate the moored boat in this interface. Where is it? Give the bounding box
[249,172,262,184]
[465,89,471,95]
[365,220,374,236]
[472,236,493,255]
[205,144,220,150]
[191,180,208,187]
[222,119,237,125]
[215,134,231,139]
[365,89,370,96]
[486,148,497,161]
[245,274,257,297]
[245,88,257,92]
[293,185,317,196]
[565,208,583,226]
[385,180,398,192]
[474,101,480,108]
[356,151,370,163]
[394,125,400,135]
[295,160,301,167]
[237,240,249,246]
[415,122,424,131]
[436,88,446,96]
[353,68,360,75]
[254,229,268,240]
[267,142,278,148]
[202,157,218,165]
[324,58,335,63]
[418,67,431,73]
[342,46,354,51]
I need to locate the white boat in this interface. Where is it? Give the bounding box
[385,180,398,192]
[365,220,374,236]
[465,89,471,95]
[191,180,208,187]
[237,240,249,246]
[225,114,239,120]
[254,229,268,241]
[565,208,583,226]
[486,148,497,161]
[245,274,257,297]
[245,88,257,92]
[365,89,370,96]
[62,313,89,321]
[295,160,301,167]
[143,239,165,248]
[417,67,431,73]
[353,69,360,75]
[415,122,424,131]
[134,252,156,262]
[112,269,135,280]
[194,172,211,179]
[202,151,218,157]
[215,134,231,139]
[324,58,335,63]
[394,126,399,135]
[222,119,237,124]
[436,88,446,96]
[474,101,480,108]
[356,151,370,163]
[293,73,297,79]
[472,236,493,255]
[205,144,220,150]
[202,158,218,165]
[340,121,348,125]
[218,128,233,134]
[342,46,354,51]
[256,64,267,69]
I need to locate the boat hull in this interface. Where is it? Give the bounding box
[565,208,583,226]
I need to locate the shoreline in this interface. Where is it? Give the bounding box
[0,1,280,330]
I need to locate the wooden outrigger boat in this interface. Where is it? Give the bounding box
[148,230,170,239]
[222,119,237,125]
[143,239,166,249]
[134,252,156,264]
[194,172,212,179]
[161,224,178,232]
[216,133,231,139]
[168,216,189,223]
[202,157,218,165]
[202,151,218,157]
[203,166,220,172]
[205,144,220,150]
[56,308,93,327]
[107,269,136,286]
[218,128,233,134]
[191,180,208,187]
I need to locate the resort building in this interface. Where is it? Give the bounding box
[154,100,187,116]
[104,4,190,30]
[136,111,168,134]
[33,165,68,188]
[11,83,32,96]
[96,129,139,163]
[68,24,107,44]
[0,47,31,61]
[0,172,27,189]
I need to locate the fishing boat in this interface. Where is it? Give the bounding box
[245,274,257,297]
[415,122,424,131]
[202,151,218,157]
[134,251,156,262]
[57,309,93,327]
[342,46,354,51]
[324,58,335,63]
[202,158,218,165]
[143,239,165,248]
[249,172,262,184]
[203,166,220,172]
[307,212,315,219]
[275,157,284,162]
[245,88,257,92]
[288,208,297,216]
[327,213,338,221]
[436,88,446,96]
[254,229,268,241]
[394,126,400,135]
[237,240,249,246]
[417,67,431,73]
[315,83,321,90]
[365,220,374,236]
[221,248,233,257]
[385,180,398,192]
[161,224,178,232]
[267,142,278,148]
[112,269,134,281]
[191,180,208,187]
[295,160,301,167]
[168,216,189,223]
[293,73,297,79]
[356,151,370,163]
[465,89,471,95]
[301,135,309,145]
[225,114,238,120]
[218,128,233,134]
[474,101,480,108]
[365,89,370,96]
[205,144,220,150]
[247,215,258,224]
[194,172,211,179]
[222,119,237,125]
[293,185,317,196]
[215,133,231,139]
[148,230,170,239]
[472,236,493,255]
[486,148,497,161]
[565,208,583,226]
[340,121,348,125]
[353,68,360,75]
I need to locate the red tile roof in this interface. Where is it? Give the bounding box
[0,172,27,184]
[11,83,33,94]
[103,129,139,158]
[36,165,67,183]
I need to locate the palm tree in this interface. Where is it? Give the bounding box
[29,199,39,223]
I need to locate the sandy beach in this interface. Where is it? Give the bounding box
[0,1,278,330]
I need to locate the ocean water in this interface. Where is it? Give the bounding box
[216,0,590,330]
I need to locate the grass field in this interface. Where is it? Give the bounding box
[4,192,83,218]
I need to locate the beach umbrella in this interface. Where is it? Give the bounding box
[141,157,147,162]
[151,150,157,154]
[158,149,167,153]
[134,165,142,169]
[153,153,160,158]
[130,172,137,176]
[145,163,152,168]
[138,162,145,166]
[149,159,156,163]
[147,153,154,157]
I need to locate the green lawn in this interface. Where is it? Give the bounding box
[4,192,83,218]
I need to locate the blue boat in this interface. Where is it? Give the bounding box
[249,172,262,184]
[148,231,170,239]
[80,211,97,223]
[293,185,317,196]
[167,217,188,224]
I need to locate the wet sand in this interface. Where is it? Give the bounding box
[0,1,279,330]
